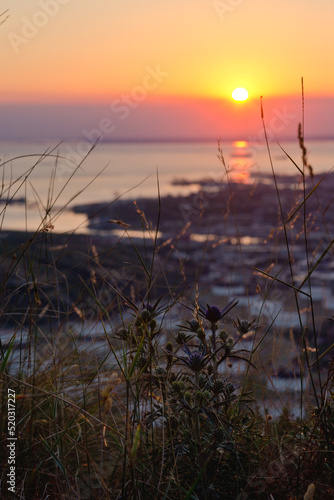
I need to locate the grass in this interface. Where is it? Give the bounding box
[1,107,334,499]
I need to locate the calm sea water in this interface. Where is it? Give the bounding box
[0,139,333,232]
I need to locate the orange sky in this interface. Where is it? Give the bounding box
[1,1,334,140]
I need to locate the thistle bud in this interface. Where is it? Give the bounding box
[176,331,188,345]
[189,319,200,332]
[225,382,235,394]
[219,329,229,342]
[195,390,205,406]
[184,391,192,404]
[165,341,173,352]
[212,380,226,395]
[225,337,234,354]
[196,328,206,342]
[140,309,151,323]
[171,381,185,396]
[198,373,207,389]
[117,328,129,340]
[149,318,157,331]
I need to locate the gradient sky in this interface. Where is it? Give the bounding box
[1,0,334,140]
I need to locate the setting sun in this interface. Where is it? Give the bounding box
[232,87,249,101]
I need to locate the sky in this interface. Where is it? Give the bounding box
[1,0,334,141]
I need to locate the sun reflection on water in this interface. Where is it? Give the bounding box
[229,140,253,183]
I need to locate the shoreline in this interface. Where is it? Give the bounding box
[1,172,333,387]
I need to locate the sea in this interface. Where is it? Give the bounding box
[0,138,333,233]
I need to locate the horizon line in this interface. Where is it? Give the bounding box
[2,135,333,145]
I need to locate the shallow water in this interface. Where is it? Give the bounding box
[0,139,333,232]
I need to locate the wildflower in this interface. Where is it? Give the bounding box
[224,337,234,354]
[194,390,210,407]
[166,343,212,373]
[195,390,207,406]
[165,342,174,366]
[140,308,152,323]
[204,306,223,323]
[198,299,238,356]
[135,301,164,337]
[175,331,191,345]
[224,382,235,395]
[199,298,239,325]
[165,341,173,352]
[171,380,185,396]
[234,317,257,336]
[184,391,192,404]
[143,302,154,313]
[211,379,226,395]
[149,318,157,331]
[188,319,201,332]
[196,328,206,343]
[219,329,229,342]
[198,373,208,389]
[117,328,129,340]
[177,319,205,341]
[135,297,165,325]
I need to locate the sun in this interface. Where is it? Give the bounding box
[232,87,249,101]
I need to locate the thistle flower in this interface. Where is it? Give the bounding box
[204,306,223,324]
[140,308,152,322]
[219,329,229,342]
[224,382,235,395]
[175,331,192,345]
[224,337,234,355]
[165,342,174,366]
[234,317,257,336]
[184,391,192,404]
[171,380,185,395]
[177,319,205,342]
[195,390,207,406]
[166,343,212,373]
[188,319,201,332]
[211,379,227,395]
[198,373,208,389]
[143,302,154,312]
[135,297,165,325]
[199,298,239,325]
[165,341,173,352]
[197,299,238,358]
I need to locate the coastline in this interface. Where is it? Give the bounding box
[1,170,333,336]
